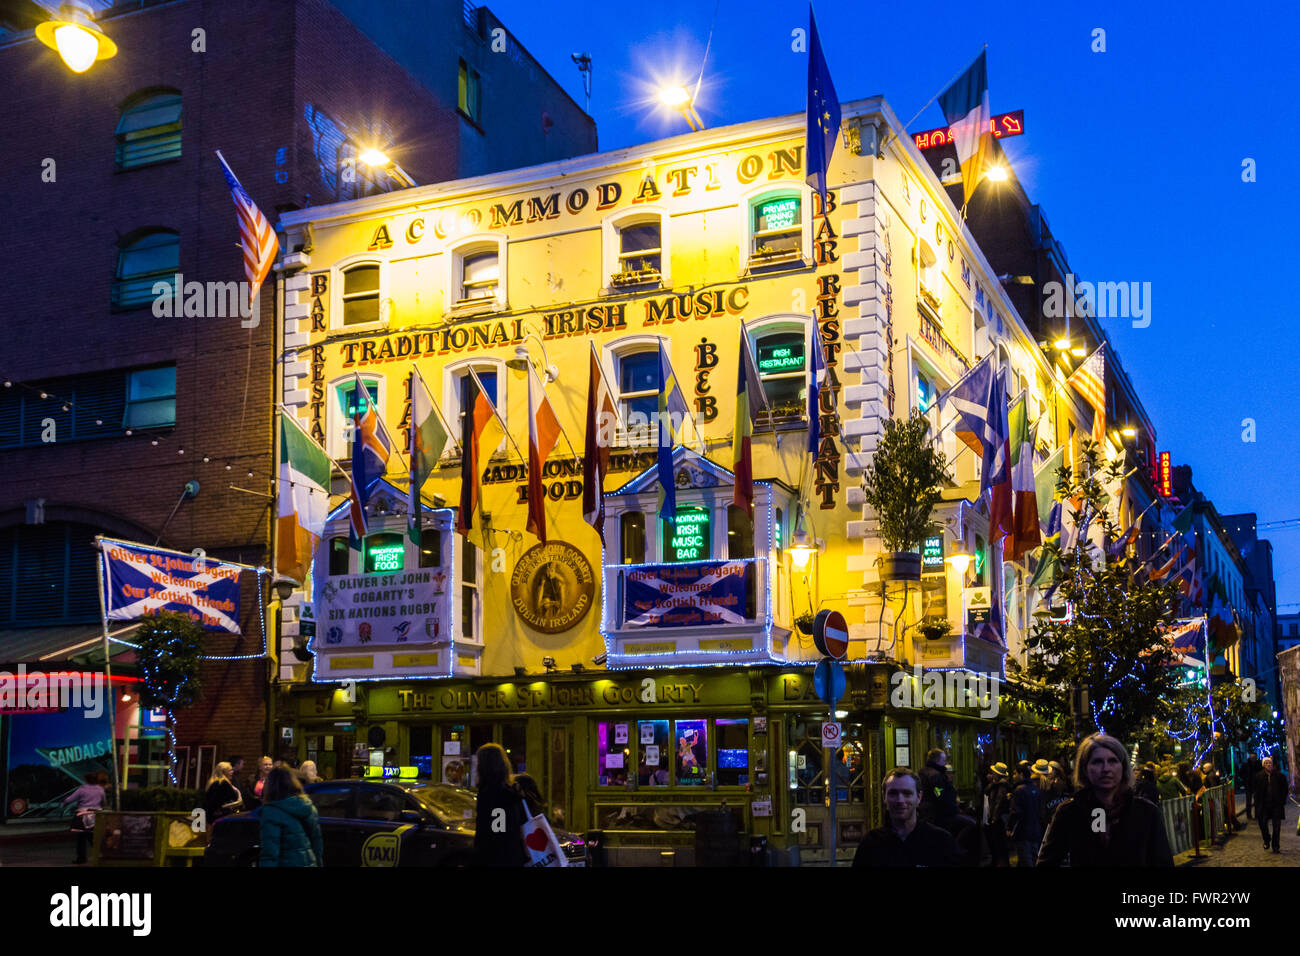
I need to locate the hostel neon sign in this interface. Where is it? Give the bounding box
[914,110,1025,151]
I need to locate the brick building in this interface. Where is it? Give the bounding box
[0,0,593,811]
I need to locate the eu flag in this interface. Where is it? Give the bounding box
[805,5,841,206]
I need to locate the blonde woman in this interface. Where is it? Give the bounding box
[204,761,244,823]
[1036,734,1173,867]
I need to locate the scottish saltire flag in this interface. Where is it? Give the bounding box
[936,50,992,205]
[807,324,828,456]
[984,368,1013,539]
[277,411,331,583]
[102,539,242,634]
[215,150,279,311]
[1005,392,1040,561]
[805,4,841,206]
[408,366,450,548]
[583,342,620,543]
[939,354,994,457]
[349,373,392,546]
[1066,344,1106,444]
[733,331,769,513]
[657,341,691,521]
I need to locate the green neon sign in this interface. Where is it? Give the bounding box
[756,198,799,232]
[757,341,805,373]
[365,541,405,574]
[668,507,711,562]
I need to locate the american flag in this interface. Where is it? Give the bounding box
[215,150,279,308]
[1066,344,1106,442]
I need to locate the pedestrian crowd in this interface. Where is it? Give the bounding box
[853,735,1293,868]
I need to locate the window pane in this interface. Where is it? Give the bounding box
[619,352,658,394]
[462,540,477,584]
[459,371,497,412]
[344,265,379,296]
[329,537,349,575]
[756,333,804,376]
[418,529,441,568]
[674,719,707,786]
[754,231,801,255]
[502,724,526,774]
[129,367,176,401]
[355,788,403,821]
[462,252,498,285]
[622,395,658,428]
[754,196,800,233]
[363,533,404,574]
[343,296,378,326]
[620,223,660,253]
[727,506,754,560]
[620,512,645,565]
[115,94,182,134]
[119,234,179,278]
[460,584,475,638]
[636,720,669,787]
[597,721,631,786]
[716,719,749,786]
[306,785,352,818]
[123,398,175,429]
[763,376,804,416]
[664,506,710,562]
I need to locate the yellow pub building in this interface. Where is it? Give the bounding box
[271,96,1100,863]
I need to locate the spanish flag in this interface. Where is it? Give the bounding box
[456,369,505,538]
[733,330,768,513]
[937,50,992,206]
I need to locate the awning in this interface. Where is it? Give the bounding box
[0,625,138,669]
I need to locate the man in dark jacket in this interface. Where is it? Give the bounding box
[853,767,960,867]
[1253,756,1289,853]
[982,763,1012,866]
[917,749,958,828]
[1007,764,1042,867]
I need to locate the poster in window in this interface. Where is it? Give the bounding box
[640,723,655,744]
[644,745,660,766]
[444,740,461,756]
[606,753,624,769]
[614,724,628,745]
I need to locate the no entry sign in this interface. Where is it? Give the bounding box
[813,609,849,659]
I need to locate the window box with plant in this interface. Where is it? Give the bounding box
[860,412,951,582]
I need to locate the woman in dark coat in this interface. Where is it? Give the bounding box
[203,762,243,823]
[473,743,527,867]
[259,767,324,867]
[1037,734,1173,867]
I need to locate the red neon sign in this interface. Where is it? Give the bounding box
[1158,451,1172,498]
[914,110,1025,151]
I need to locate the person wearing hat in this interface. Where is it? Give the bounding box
[1040,760,1073,832]
[1037,734,1173,867]
[1135,762,1160,805]
[982,762,1012,866]
[1008,761,1043,867]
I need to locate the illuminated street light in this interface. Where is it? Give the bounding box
[986,164,1008,182]
[358,148,391,167]
[660,85,704,132]
[36,2,117,73]
[945,550,973,578]
[1121,426,1138,438]
[1053,338,1072,351]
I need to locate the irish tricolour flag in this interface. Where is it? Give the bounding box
[277,411,331,583]
[937,50,992,206]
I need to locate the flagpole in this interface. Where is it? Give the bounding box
[879,45,988,154]
[414,364,460,456]
[93,536,123,811]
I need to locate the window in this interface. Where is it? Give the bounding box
[675,719,708,786]
[620,512,645,565]
[916,370,938,414]
[917,238,941,315]
[363,533,404,574]
[458,59,481,124]
[418,529,442,569]
[355,787,403,822]
[611,218,662,287]
[115,90,181,169]
[124,366,176,429]
[306,785,353,819]
[0,368,137,449]
[461,539,479,640]
[329,537,350,575]
[460,250,498,302]
[616,350,658,433]
[113,230,178,309]
[788,715,866,805]
[715,719,750,787]
[750,195,802,262]
[0,522,101,626]
[664,506,710,562]
[754,330,806,418]
[457,368,497,431]
[341,263,380,326]
[727,506,754,559]
[598,721,634,786]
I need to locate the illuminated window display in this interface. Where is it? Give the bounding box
[363,533,404,574]
[664,506,710,562]
[674,718,707,786]
[751,196,801,257]
[754,330,806,415]
[635,720,668,786]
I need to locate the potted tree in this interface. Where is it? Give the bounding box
[860,412,951,582]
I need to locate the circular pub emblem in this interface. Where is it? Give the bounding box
[510,542,595,634]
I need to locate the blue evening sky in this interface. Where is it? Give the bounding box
[492,0,1300,605]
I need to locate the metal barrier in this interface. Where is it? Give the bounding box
[1160,786,1231,859]
[1160,794,1195,856]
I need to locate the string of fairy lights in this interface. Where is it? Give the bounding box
[0,373,269,481]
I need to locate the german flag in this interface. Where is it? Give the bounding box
[733,330,768,512]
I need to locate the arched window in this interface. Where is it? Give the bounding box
[115,89,181,169]
[748,192,803,264]
[603,208,668,289]
[616,350,659,438]
[753,329,806,418]
[329,375,381,458]
[448,235,507,314]
[113,230,178,309]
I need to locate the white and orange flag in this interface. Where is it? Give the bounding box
[527,366,563,541]
[582,342,619,542]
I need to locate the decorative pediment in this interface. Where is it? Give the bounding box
[607,446,735,497]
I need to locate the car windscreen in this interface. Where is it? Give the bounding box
[410,786,477,826]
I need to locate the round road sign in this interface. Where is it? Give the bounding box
[813,609,849,659]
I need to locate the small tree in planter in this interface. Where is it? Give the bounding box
[860,412,952,582]
[134,611,204,786]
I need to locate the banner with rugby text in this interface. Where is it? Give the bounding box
[101,539,242,634]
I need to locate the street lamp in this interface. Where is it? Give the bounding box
[36,2,117,74]
[986,164,1008,182]
[357,146,416,189]
[505,333,559,383]
[660,85,704,132]
[945,550,973,578]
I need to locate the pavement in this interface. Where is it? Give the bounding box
[0,823,81,867]
[1176,791,1299,868]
